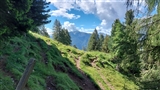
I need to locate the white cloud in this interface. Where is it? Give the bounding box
[46,20,111,35]
[62,21,94,33]
[47,0,80,19]
[48,0,128,28]
[96,19,111,35]
[46,27,52,36]
[62,21,78,31]
[49,9,80,19]
[100,19,107,26]
[76,1,96,14]
[47,0,147,34]
[78,27,94,33]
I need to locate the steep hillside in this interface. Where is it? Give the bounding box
[0,32,139,90]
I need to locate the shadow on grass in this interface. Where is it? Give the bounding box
[140,79,160,90]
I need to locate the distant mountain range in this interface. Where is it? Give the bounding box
[50,30,107,50]
[69,31,91,50]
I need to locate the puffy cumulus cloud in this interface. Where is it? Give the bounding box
[78,27,94,33]
[47,0,127,27]
[62,21,94,33]
[100,19,107,26]
[95,2,127,28]
[47,0,146,20]
[46,27,53,36]
[49,9,80,19]
[96,19,111,35]
[47,0,80,19]
[47,0,75,10]
[76,0,96,14]
[62,21,78,31]
[47,0,146,33]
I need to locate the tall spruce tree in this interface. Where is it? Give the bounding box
[53,20,71,45]
[0,0,33,37]
[27,0,51,27]
[125,9,134,26]
[0,0,51,38]
[61,28,72,45]
[87,29,99,51]
[122,9,140,76]
[39,25,49,37]
[127,1,160,88]
[102,35,110,53]
[53,19,62,42]
[139,15,160,87]
[111,19,125,57]
[99,34,104,51]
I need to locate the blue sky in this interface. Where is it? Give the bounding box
[45,0,156,35]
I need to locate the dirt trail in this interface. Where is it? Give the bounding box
[91,59,115,90]
[75,56,81,69]
[37,41,50,64]
[97,81,106,90]
[100,72,115,90]
[73,56,98,90]
[46,76,56,90]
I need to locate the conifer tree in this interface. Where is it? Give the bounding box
[0,0,33,37]
[99,34,104,51]
[122,9,140,75]
[73,45,77,48]
[87,29,99,51]
[39,25,49,37]
[125,9,134,26]
[0,0,51,38]
[53,19,62,42]
[53,20,71,45]
[111,19,125,56]
[139,15,160,85]
[61,28,72,45]
[27,0,51,27]
[102,35,110,53]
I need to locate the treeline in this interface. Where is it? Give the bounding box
[111,10,140,76]
[87,29,110,53]
[52,19,71,45]
[110,8,160,89]
[87,6,160,88]
[0,0,50,39]
[87,9,140,76]
[38,19,71,45]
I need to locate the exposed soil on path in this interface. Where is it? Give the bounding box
[75,56,81,69]
[45,49,98,90]
[91,59,115,90]
[46,76,56,90]
[73,56,98,90]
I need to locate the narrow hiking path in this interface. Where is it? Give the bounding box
[91,59,115,90]
[73,55,98,90]
[34,40,57,90]
[75,56,81,69]
[74,55,115,90]
[37,40,49,65]
[99,71,115,90]
[37,40,98,90]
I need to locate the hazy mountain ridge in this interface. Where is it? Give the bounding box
[69,31,91,49]
[69,30,109,50]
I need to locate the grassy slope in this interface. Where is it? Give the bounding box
[0,32,139,90]
[57,40,139,90]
